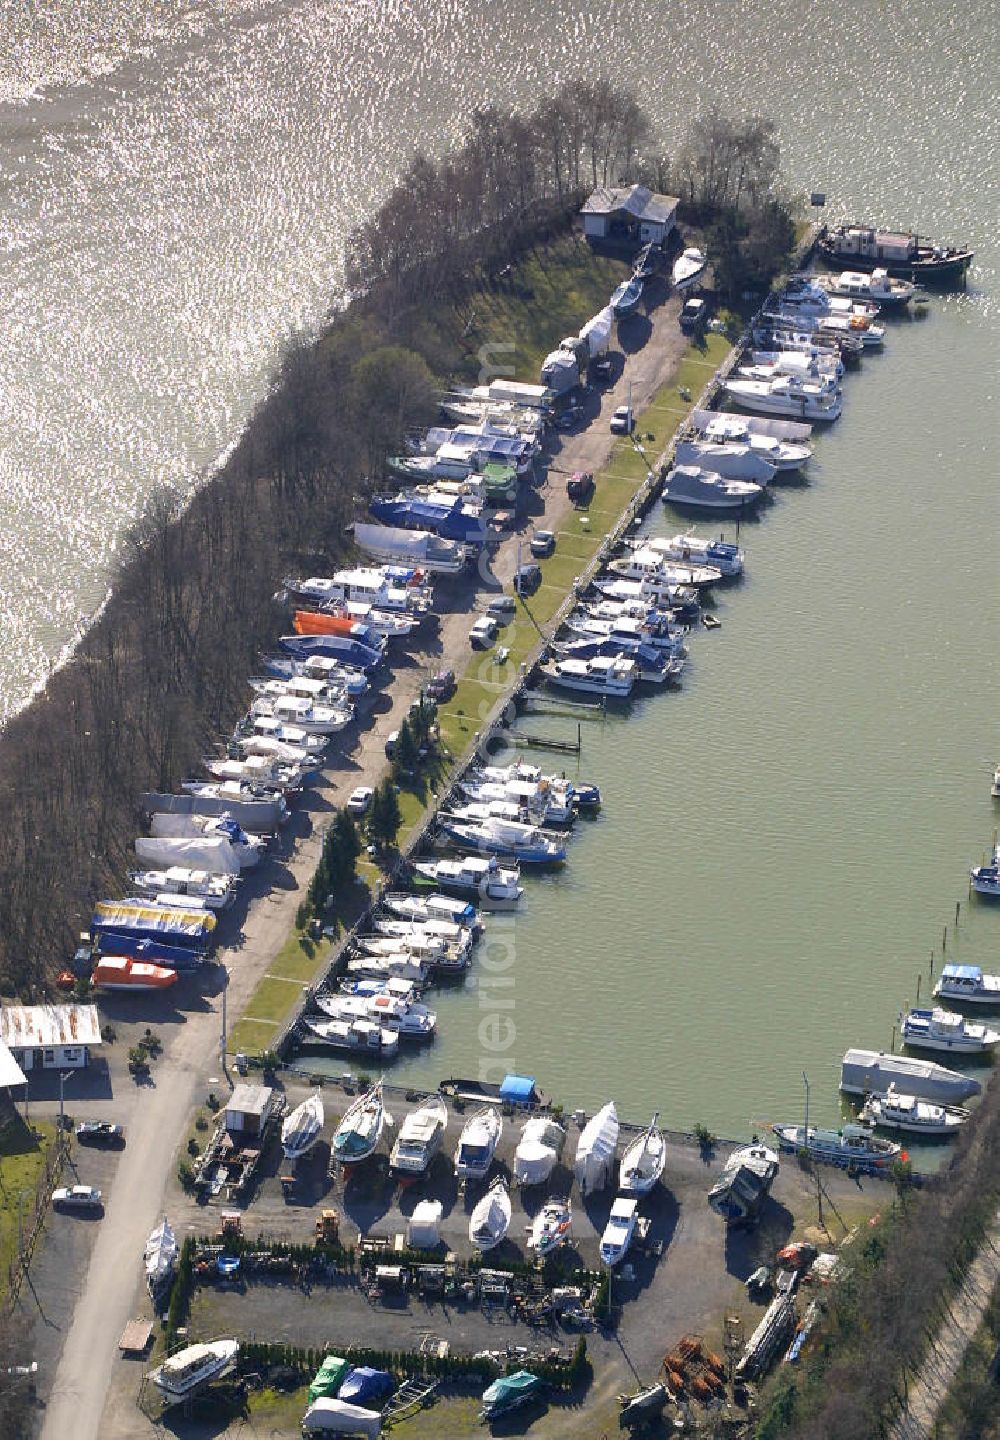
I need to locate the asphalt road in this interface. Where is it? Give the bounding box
[39,277,692,1440]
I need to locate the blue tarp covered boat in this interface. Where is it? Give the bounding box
[337,1367,393,1403]
[369,496,486,546]
[92,900,216,950]
[278,635,384,671]
[96,933,205,971]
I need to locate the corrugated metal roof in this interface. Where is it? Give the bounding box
[226,1083,273,1117]
[0,1004,102,1051]
[580,184,679,224]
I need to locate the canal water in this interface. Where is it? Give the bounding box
[2,2,997,1137]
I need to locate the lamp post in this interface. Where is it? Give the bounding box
[58,1070,74,1145]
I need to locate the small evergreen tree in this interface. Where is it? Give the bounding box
[368,777,402,848]
[333,808,362,875]
[393,717,419,776]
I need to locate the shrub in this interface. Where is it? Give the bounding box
[295,900,312,930]
[177,1160,196,1191]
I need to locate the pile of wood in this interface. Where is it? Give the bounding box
[661,1334,727,1402]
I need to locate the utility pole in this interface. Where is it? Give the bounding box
[59,1071,74,1153]
[220,968,229,1070]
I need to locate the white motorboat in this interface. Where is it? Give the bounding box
[772,1123,900,1171]
[701,413,813,470]
[373,916,473,957]
[244,713,330,753]
[749,346,844,378]
[861,1085,968,1136]
[436,815,566,865]
[390,1095,448,1175]
[149,1340,239,1400]
[723,375,844,421]
[356,932,448,963]
[201,755,307,794]
[411,855,523,908]
[528,1199,573,1255]
[672,246,707,290]
[609,545,723,587]
[663,465,765,510]
[564,609,686,659]
[469,1177,512,1251]
[900,1007,1000,1055]
[251,693,351,735]
[574,1101,619,1195]
[454,1106,504,1182]
[539,654,637,699]
[460,776,574,826]
[599,1197,639,1266]
[736,360,839,394]
[382,891,478,927]
[807,311,885,347]
[594,576,699,612]
[779,279,879,317]
[816,267,915,308]
[238,730,326,769]
[707,1143,779,1225]
[293,566,433,615]
[129,866,237,911]
[674,439,777,485]
[933,963,1000,1005]
[332,1082,390,1165]
[302,1016,401,1056]
[281,1091,325,1159]
[651,534,744,578]
[970,845,1000,896]
[315,991,436,1039]
[619,1114,666,1195]
[144,1216,178,1294]
[345,954,428,985]
[991,763,1000,798]
[251,673,356,708]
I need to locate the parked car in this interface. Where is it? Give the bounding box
[529,530,556,558]
[470,616,498,648]
[610,404,635,435]
[680,296,707,333]
[566,470,595,504]
[52,1186,103,1212]
[486,595,516,623]
[515,562,542,595]
[384,731,399,759]
[346,785,374,816]
[75,1122,124,1148]
[425,668,456,701]
[554,405,583,430]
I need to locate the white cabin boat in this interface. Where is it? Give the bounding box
[345,954,429,985]
[528,1199,572,1255]
[540,654,637,699]
[599,1197,639,1266]
[390,1095,448,1175]
[130,866,237,911]
[251,693,351,735]
[723,375,843,421]
[701,413,813,470]
[150,1340,239,1400]
[815,268,915,307]
[382,891,478,927]
[933,963,1000,1005]
[200,755,306,794]
[412,855,523,908]
[454,1106,504,1182]
[651,533,744,578]
[619,1114,666,1195]
[672,247,707,291]
[315,992,436,1039]
[674,439,777,485]
[861,1085,967,1136]
[144,1216,178,1294]
[900,1007,1000,1055]
[609,544,723,587]
[282,1091,324,1159]
[663,465,765,510]
[302,1016,400,1056]
[469,1177,512,1251]
[513,1116,566,1187]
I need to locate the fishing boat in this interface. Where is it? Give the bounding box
[315,992,436,1039]
[708,1142,779,1225]
[539,654,637,699]
[700,412,814,471]
[469,1177,512,1250]
[771,1122,901,1172]
[144,1216,178,1295]
[389,1095,448,1175]
[672,246,707,290]
[651,533,744,578]
[411,854,524,907]
[815,223,973,285]
[619,1114,666,1195]
[861,1085,968,1137]
[129,867,238,911]
[674,438,778,484]
[662,466,765,510]
[281,1091,324,1159]
[454,1106,503,1182]
[149,1340,240,1400]
[933,963,1000,1005]
[574,1101,619,1195]
[436,815,565,865]
[610,275,643,316]
[840,1047,982,1104]
[92,956,179,992]
[599,1197,640,1266]
[332,1082,389,1165]
[302,1016,400,1057]
[723,375,844,421]
[609,545,723,587]
[528,1199,572,1255]
[814,268,915,308]
[900,1007,1000,1055]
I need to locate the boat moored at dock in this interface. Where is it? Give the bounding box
[932,964,1000,1005]
[723,375,844,421]
[663,465,765,510]
[841,1047,982,1104]
[771,1122,901,1172]
[860,1085,968,1137]
[900,1007,1000,1055]
[816,223,973,286]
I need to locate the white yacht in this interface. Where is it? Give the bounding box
[861,1085,968,1136]
[674,438,777,484]
[540,654,637,699]
[932,963,1000,1005]
[900,1007,1000,1055]
[302,1016,401,1056]
[599,1197,640,1267]
[619,1115,666,1195]
[816,268,915,308]
[749,347,844,378]
[528,1199,573,1255]
[702,413,813,471]
[649,534,744,578]
[129,866,237,911]
[672,246,707,290]
[200,755,307,793]
[779,279,879,317]
[736,360,839,394]
[469,1177,512,1251]
[663,465,765,510]
[382,891,478,927]
[251,693,351,735]
[723,375,844,421]
[411,855,524,908]
[149,1340,240,1400]
[454,1106,504,1182]
[389,1095,448,1175]
[609,544,723,587]
[315,991,436,1039]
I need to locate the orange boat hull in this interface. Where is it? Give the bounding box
[293,611,356,637]
[92,957,178,991]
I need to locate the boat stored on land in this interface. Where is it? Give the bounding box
[900,1007,1000,1055]
[150,784,287,834]
[861,1085,968,1136]
[600,1197,640,1266]
[513,1116,566,1187]
[480,1370,543,1422]
[469,1177,512,1250]
[92,899,216,949]
[332,1082,389,1165]
[672,246,707,290]
[149,1340,239,1401]
[281,1092,324,1159]
[144,1217,178,1295]
[137,828,255,873]
[610,276,643,315]
[840,1047,982,1104]
[129,867,237,911]
[771,1122,900,1172]
[92,956,178,992]
[454,1106,503,1182]
[390,1095,448,1176]
[619,1115,666,1194]
[708,1143,779,1226]
[528,1199,572,1255]
[574,1101,619,1195]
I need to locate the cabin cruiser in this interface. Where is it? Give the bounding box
[840,1047,982,1104]
[700,413,813,471]
[345,954,429,985]
[592,575,701,617]
[708,1142,779,1225]
[672,246,707,290]
[609,544,723,587]
[146,813,267,869]
[723,375,844,421]
[459,776,575,826]
[201,755,308,794]
[645,533,744,578]
[815,268,915,307]
[749,346,844,378]
[129,866,238,911]
[736,360,840,395]
[779,277,880,317]
[251,693,351,735]
[751,322,862,360]
[291,567,433,615]
[149,1340,239,1400]
[773,310,884,347]
[970,845,1000,896]
[619,1115,666,1194]
[332,1082,388,1164]
[315,991,436,1039]
[454,1106,503,1181]
[371,916,473,961]
[471,759,601,812]
[282,1092,324,1159]
[554,636,682,686]
[411,855,524,907]
[319,601,420,640]
[436,815,566,864]
[900,1007,1000,1055]
[932,963,1000,1005]
[662,465,765,510]
[528,1199,573,1255]
[382,891,478,927]
[600,1197,640,1266]
[539,654,637,699]
[861,1085,968,1136]
[564,608,687,659]
[302,1016,400,1056]
[674,438,778,484]
[235,733,325,772]
[242,714,330,755]
[390,1095,448,1175]
[771,1122,900,1171]
[262,655,369,697]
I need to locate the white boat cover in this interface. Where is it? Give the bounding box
[302,1398,381,1437]
[540,349,579,393]
[675,439,776,484]
[484,378,550,408]
[574,1101,619,1194]
[135,835,241,875]
[514,1117,566,1186]
[144,1217,178,1285]
[407,1199,443,1250]
[353,522,463,566]
[578,306,614,358]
